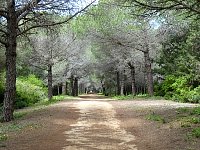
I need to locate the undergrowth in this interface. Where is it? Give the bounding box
[146,113,166,123]
[146,107,200,139]
[112,94,163,100]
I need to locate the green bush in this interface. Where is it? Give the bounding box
[15,75,47,109]
[187,86,200,103]
[18,74,44,87]
[192,127,200,138]
[155,75,200,103]
[0,74,47,109]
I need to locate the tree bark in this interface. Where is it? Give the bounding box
[144,51,154,96]
[70,75,74,96]
[57,84,60,95]
[120,70,125,95]
[3,0,17,122]
[47,65,53,100]
[62,82,66,95]
[73,77,78,96]
[128,63,136,96]
[116,71,120,95]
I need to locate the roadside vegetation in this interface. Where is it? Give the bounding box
[0,94,73,143]
[112,94,163,100]
[145,107,200,139]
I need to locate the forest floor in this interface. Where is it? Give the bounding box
[0,94,199,150]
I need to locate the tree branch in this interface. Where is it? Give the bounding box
[0,9,7,18]
[17,0,96,36]
[16,0,42,18]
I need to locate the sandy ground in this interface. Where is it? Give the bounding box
[0,94,199,150]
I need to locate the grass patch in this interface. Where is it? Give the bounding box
[112,94,134,100]
[1,95,72,120]
[112,94,164,100]
[176,107,189,113]
[0,122,40,141]
[35,95,74,106]
[192,127,200,138]
[191,127,200,138]
[0,133,8,141]
[172,107,200,139]
[14,111,28,119]
[146,113,166,123]
[190,107,200,115]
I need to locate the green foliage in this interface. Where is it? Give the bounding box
[190,107,200,115]
[15,75,47,109]
[154,17,200,104]
[0,133,8,141]
[155,75,200,103]
[180,117,200,128]
[173,107,200,139]
[191,127,200,138]
[35,95,73,106]
[146,113,165,123]
[18,74,45,87]
[113,94,134,100]
[14,111,28,119]
[0,74,47,109]
[187,86,200,103]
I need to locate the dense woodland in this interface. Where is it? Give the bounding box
[0,0,200,122]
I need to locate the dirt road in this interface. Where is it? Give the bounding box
[1,95,199,150]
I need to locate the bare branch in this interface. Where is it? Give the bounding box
[16,0,42,18]
[0,9,7,18]
[17,0,96,36]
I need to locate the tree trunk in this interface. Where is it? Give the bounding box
[70,75,74,96]
[130,66,136,96]
[144,51,154,96]
[128,63,136,96]
[116,71,120,95]
[62,82,66,95]
[120,70,125,95]
[3,1,17,122]
[73,77,78,96]
[47,65,53,100]
[57,84,60,95]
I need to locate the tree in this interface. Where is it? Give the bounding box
[0,0,96,122]
[73,1,158,96]
[29,30,76,100]
[124,0,200,18]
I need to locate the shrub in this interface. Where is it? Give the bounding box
[0,74,47,109]
[192,127,200,138]
[15,75,47,109]
[18,74,44,87]
[187,86,200,103]
[155,75,200,103]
